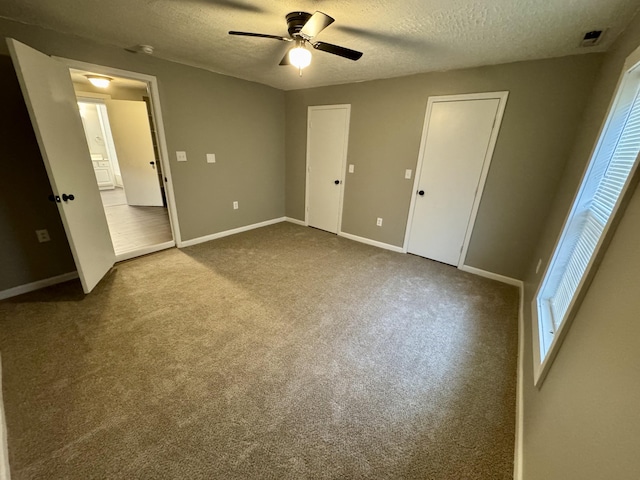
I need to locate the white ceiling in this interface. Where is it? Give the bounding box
[1,0,639,90]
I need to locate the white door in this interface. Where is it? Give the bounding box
[306,105,350,233]
[7,38,115,293]
[407,94,506,266]
[104,99,163,206]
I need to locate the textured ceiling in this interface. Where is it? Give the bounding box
[1,0,639,90]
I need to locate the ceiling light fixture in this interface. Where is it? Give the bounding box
[289,40,311,75]
[86,75,112,88]
[137,44,154,55]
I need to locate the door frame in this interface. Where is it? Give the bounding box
[304,104,351,232]
[403,91,509,267]
[56,57,182,247]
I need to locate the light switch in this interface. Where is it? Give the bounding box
[348,164,354,173]
[405,169,412,179]
[206,153,216,164]
[176,151,187,162]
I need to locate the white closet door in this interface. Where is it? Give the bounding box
[306,105,350,233]
[407,97,501,266]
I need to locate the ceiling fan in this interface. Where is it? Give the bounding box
[229,11,363,73]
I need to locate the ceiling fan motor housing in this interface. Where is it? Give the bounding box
[286,12,312,38]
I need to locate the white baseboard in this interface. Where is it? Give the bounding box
[0,271,79,301]
[115,241,175,262]
[338,231,405,253]
[514,283,525,480]
[179,217,286,248]
[0,355,11,480]
[459,264,523,288]
[285,217,306,226]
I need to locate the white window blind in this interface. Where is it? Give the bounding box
[538,74,640,345]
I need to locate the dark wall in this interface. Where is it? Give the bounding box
[0,55,75,291]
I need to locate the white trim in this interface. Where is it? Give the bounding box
[55,58,183,247]
[180,217,286,247]
[74,90,111,100]
[338,231,404,253]
[0,355,10,480]
[402,91,509,270]
[305,104,351,232]
[459,264,522,288]
[514,283,525,480]
[531,45,640,387]
[115,241,175,262]
[0,272,79,301]
[285,217,307,226]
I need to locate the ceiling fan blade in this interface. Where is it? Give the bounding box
[300,11,335,39]
[228,31,292,42]
[279,50,291,66]
[312,42,363,61]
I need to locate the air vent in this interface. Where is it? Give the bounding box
[580,30,606,47]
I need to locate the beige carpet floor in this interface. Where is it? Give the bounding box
[0,222,518,479]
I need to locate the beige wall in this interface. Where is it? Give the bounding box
[285,54,603,279]
[521,12,640,480]
[0,18,285,291]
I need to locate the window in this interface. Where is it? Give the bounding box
[532,55,640,385]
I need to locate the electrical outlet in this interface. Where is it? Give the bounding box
[206,153,216,163]
[36,229,50,243]
[233,201,239,210]
[376,218,383,227]
[176,151,187,162]
[348,164,354,173]
[536,258,542,274]
[405,169,412,179]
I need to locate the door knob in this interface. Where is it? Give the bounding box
[150,161,155,165]
[334,180,340,185]
[418,190,425,196]
[48,194,61,203]
[62,193,75,202]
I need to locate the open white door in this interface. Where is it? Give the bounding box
[105,99,163,206]
[7,39,115,293]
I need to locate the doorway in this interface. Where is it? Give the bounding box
[71,70,173,258]
[404,92,508,267]
[8,38,181,292]
[305,105,351,233]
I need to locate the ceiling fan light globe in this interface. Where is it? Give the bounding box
[289,47,312,69]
